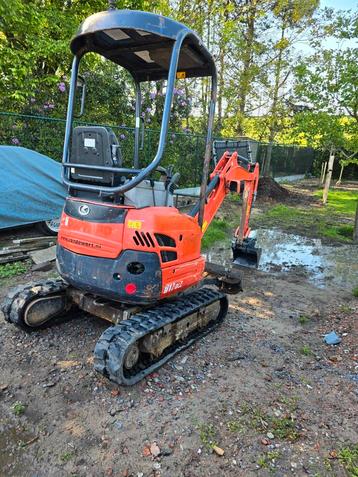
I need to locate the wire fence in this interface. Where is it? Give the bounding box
[0,111,315,187]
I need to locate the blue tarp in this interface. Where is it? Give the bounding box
[0,146,67,229]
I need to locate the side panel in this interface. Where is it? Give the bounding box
[160,256,205,298]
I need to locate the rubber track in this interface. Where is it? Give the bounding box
[1,279,68,331]
[94,287,228,385]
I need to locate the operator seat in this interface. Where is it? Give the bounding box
[70,126,123,186]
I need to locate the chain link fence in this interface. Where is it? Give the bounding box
[0,111,315,187]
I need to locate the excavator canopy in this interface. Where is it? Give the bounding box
[70,10,216,82]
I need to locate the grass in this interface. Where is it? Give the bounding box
[338,444,358,476]
[251,187,357,243]
[353,286,358,298]
[239,402,300,442]
[201,218,232,249]
[270,416,300,441]
[257,451,281,468]
[0,261,28,279]
[300,345,313,357]
[227,420,242,433]
[11,401,26,416]
[315,189,358,215]
[198,423,218,450]
[298,314,310,325]
[60,451,74,463]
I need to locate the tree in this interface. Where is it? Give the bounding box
[293,10,358,194]
[260,0,319,176]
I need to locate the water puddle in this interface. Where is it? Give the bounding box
[204,228,358,289]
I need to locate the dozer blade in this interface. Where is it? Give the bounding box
[232,237,261,269]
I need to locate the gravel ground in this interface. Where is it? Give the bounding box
[0,261,357,477]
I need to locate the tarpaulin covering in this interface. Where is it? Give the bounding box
[0,146,67,229]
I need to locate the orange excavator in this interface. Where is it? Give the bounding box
[2,6,260,385]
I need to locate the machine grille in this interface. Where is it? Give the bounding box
[133,231,155,248]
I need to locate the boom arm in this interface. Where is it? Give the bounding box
[199,151,259,244]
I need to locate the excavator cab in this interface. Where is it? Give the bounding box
[62,8,216,220]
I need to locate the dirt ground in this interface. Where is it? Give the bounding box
[0,181,357,477]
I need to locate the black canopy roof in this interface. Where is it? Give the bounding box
[70,9,216,82]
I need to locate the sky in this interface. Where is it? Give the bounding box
[320,0,357,9]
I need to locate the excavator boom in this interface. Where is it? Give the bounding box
[199,151,261,268]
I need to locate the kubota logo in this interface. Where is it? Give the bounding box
[79,204,90,216]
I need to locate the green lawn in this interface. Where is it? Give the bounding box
[251,188,358,243]
[315,189,358,215]
[201,219,232,249]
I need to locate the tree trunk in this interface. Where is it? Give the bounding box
[322,147,335,205]
[354,201,358,242]
[335,163,344,185]
[236,0,257,136]
[320,161,327,184]
[263,26,285,177]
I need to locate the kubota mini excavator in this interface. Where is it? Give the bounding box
[2,6,260,385]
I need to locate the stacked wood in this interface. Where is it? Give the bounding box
[0,237,56,265]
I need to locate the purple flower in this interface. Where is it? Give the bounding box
[171,133,176,139]
[180,101,187,107]
[48,102,55,109]
[150,92,156,100]
[30,98,36,104]
[58,82,66,93]
[169,140,174,144]
[146,118,151,123]
[11,124,17,129]
[177,89,184,96]
[141,112,145,117]
[120,134,126,140]
[173,88,178,95]
[146,107,151,113]
[11,137,20,145]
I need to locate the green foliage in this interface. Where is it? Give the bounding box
[60,451,74,463]
[338,444,358,477]
[11,401,26,416]
[0,261,27,279]
[298,314,310,324]
[198,423,218,450]
[254,188,358,243]
[300,345,313,356]
[271,417,300,441]
[257,451,281,468]
[293,10,358,158]
[201,219,231,250]
[352,287,358,298]
[315,190,358,215]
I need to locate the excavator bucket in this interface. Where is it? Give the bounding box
[232,237,261,269]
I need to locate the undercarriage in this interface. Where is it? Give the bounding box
[2,278,229,385]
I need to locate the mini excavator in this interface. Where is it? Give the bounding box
[2,6,261,385]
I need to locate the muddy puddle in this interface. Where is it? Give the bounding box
[204,229,358,289]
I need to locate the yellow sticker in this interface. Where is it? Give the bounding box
[202,220,208,232]
[127,220,142,230]
[176,71,186,79]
